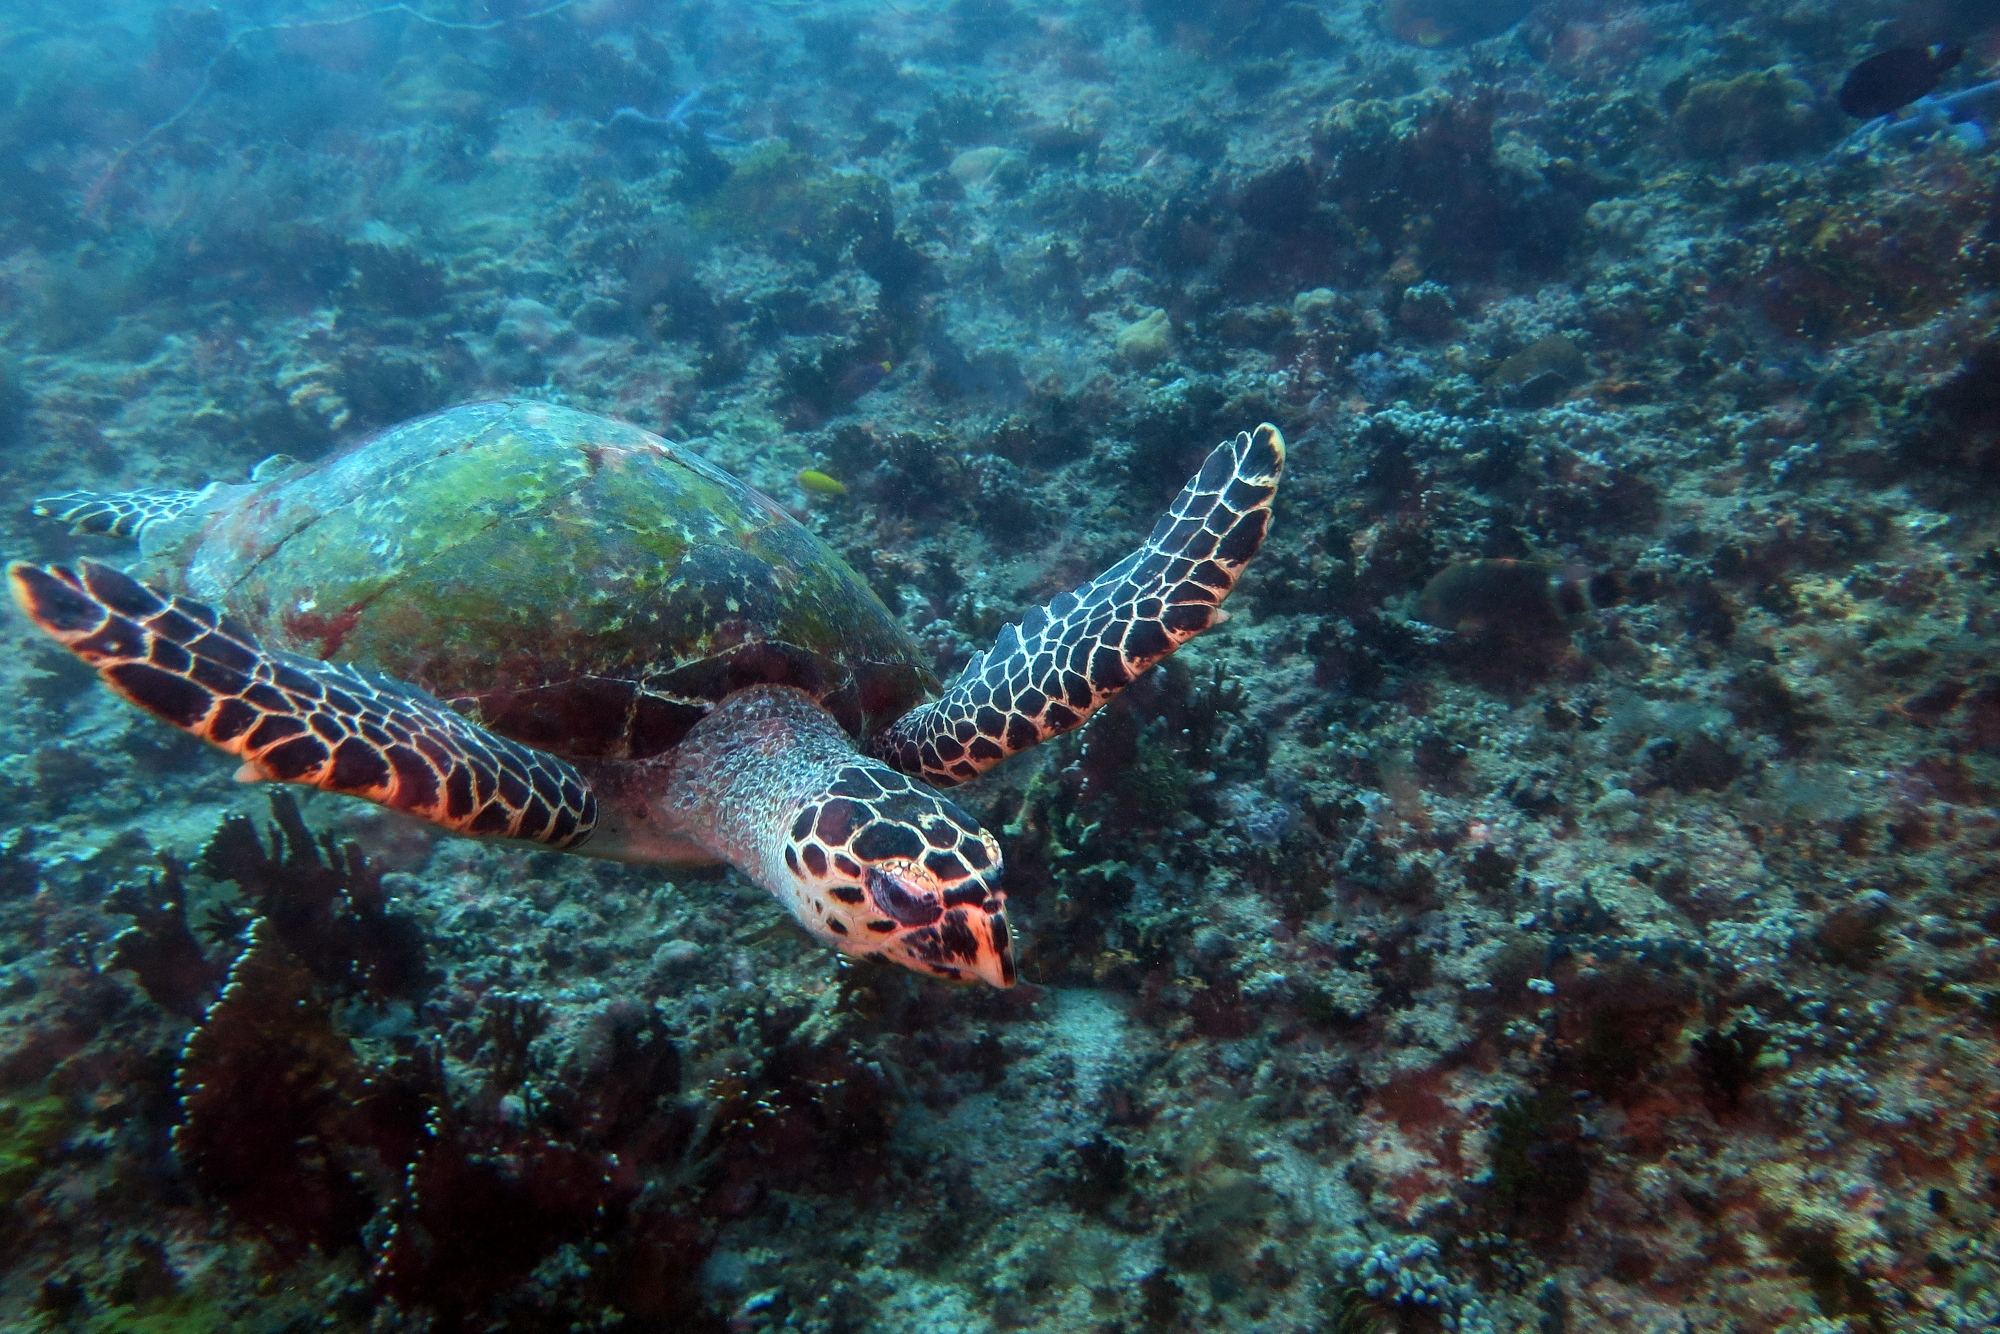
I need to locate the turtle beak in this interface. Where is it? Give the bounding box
[861,866,1018,988]
[971,900,1017,989]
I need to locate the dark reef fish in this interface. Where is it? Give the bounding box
[1838,43,1964,118]
[1415,559,1638,637]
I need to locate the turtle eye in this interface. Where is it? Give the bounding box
[864,867,943,928]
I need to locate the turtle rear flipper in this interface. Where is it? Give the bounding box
[9,560,597,849]
[872,423,1284,787]
[32,488,206,540]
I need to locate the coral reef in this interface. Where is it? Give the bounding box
[2,0,1999,1328]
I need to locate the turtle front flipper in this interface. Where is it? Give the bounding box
[871,423,1284,787]
[9,561,597,850]
[33,488,206,540]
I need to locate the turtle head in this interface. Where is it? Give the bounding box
[776,762,1016,988]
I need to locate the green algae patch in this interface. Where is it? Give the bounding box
[83,1294,291,1334]
[0,1089,72,1209]
[1483,335,1583,391]
[693,141,890,259]
[1757,172,2000,340]
[87,1301,209,1334]
[1486,1085,1590,1236]
[1120,722,1196,825]
[695,139,815,234]
[1672,67,1814,162]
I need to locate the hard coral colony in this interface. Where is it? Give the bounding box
[0,0,1995,1330]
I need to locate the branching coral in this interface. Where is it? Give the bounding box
[102,857,223,1020]
[199,792,431,1000]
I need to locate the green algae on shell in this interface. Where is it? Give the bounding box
[131,400,934,759]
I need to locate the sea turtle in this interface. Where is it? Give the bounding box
[11,400,1284,988]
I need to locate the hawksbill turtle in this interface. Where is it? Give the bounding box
[11,400,1284,988]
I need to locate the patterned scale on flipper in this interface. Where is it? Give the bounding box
[10,561,597,848]
[871,422,1284,786]
[32,488,205,540]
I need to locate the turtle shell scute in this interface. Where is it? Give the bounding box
[142,400,935,760]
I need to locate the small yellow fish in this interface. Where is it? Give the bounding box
[796,468,847,496]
